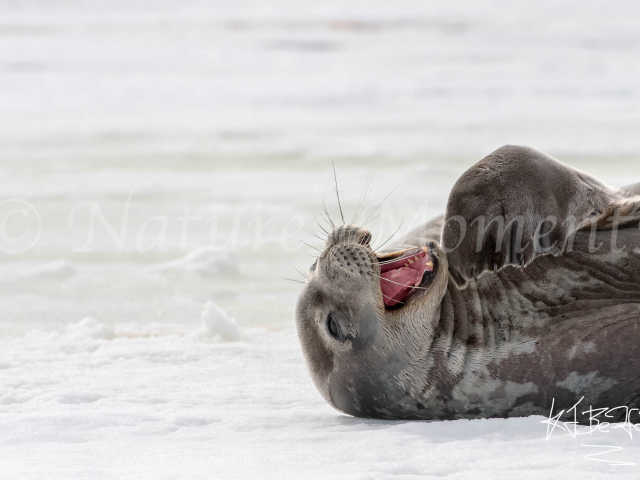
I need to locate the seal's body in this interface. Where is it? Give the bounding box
[296,146,640,422]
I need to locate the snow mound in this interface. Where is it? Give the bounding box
[200,301,240,341]
[25,260,77,280]
[66,317,115,341]
[155,246,239,277]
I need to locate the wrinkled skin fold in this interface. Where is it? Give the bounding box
[296,145,640,423]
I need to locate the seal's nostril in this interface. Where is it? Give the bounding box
[358,232,372,246]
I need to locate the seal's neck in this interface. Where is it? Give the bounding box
[427,278,507,389]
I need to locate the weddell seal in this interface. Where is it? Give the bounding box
[295,145,640,423]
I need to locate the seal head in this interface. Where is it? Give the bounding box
[295,224,448,418]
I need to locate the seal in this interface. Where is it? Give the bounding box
[296,145,640,423]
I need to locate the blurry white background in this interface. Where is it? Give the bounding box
[2,1,640,478]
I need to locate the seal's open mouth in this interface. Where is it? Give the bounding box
[377,247,436,307]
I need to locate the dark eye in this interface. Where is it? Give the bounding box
[310,260,317,272]
[327,313,339,339]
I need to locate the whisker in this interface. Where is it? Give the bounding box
[301,240,321,252]
[346,249,425,273]
[309,231,326,242]
[369,230,380,250]
[362,177,404,227]
[374,219,404,252]
[370,272,434,291]
[352,172,375,225]
[280,278,306,284]
[312,214,329,235]
[332,162,346,225]
[292,265,308,280]
[322,197,335,229]
[380,291,404,306]
[376,251,425,265]
[362,206,396,229]
[317,214,334,233]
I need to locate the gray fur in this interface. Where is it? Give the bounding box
[296,145,640,423]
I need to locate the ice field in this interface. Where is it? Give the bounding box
[2,0,640,478]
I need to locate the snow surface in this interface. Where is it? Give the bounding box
[4,319,640,479]
[2,0,640,478]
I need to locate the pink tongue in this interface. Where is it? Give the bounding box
[380,267,421,307]
[379,250,433,307]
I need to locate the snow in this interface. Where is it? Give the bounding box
[154,246,240,277]
[199,301,241,341]
[23,260,78,280]
[2,0,640,477]
[3,320,640,479]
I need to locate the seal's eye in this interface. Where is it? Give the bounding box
[327,313,340,339]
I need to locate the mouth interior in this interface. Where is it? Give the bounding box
[378,248,435,307]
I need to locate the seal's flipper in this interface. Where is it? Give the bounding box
[622,181,640,197]
[583,195,640,230]
[441,145,637,287]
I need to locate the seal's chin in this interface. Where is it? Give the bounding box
[377,247,437,307]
